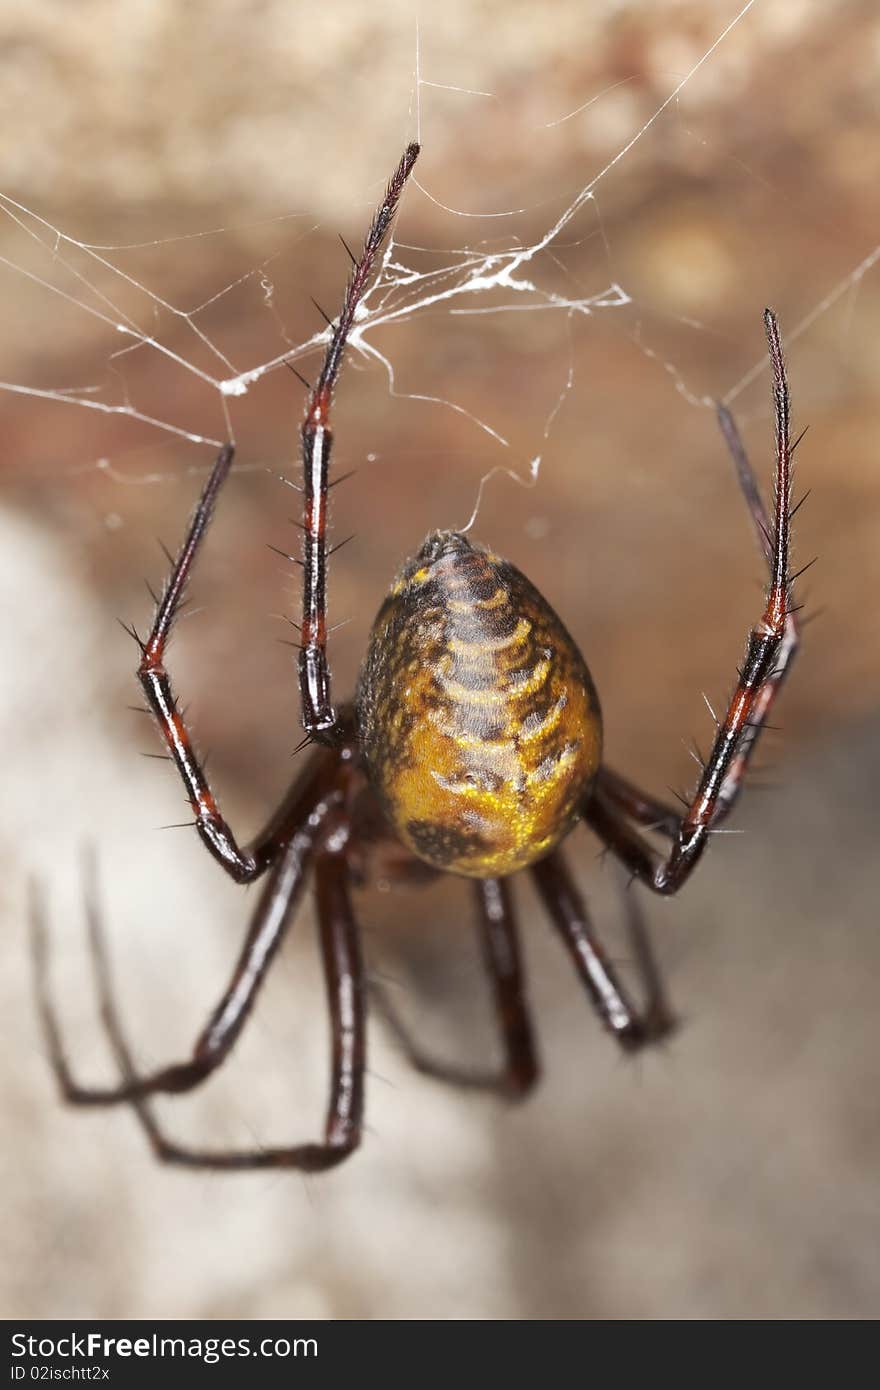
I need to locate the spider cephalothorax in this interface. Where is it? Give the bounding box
[34,145,801,1171]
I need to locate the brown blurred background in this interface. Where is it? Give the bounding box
[1,0,879,1319]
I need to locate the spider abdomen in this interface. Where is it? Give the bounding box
[357,531,602,877]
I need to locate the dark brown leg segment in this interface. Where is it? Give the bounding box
[595,767,682,840]
[30,796,333,1108]
[372,876,539,1099]
[532,848,674,1051]
[34,842,367,1171]
[477,878,539,1097]
[312,853,366,1155]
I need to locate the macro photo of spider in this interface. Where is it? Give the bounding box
[33,143,801,1173]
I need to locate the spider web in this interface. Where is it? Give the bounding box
[5,0,875,528]
[1,2,876,560]
[2,0,877,485]
[1,0,877,721]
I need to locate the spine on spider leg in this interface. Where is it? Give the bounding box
[296,144,420,741]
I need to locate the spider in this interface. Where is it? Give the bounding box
[33,144,801,1171]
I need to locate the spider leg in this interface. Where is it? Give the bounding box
[588,309,800,895]
[709,395,801,823]
[594,767,682,840]
[29,788,337,1107]
[104,849,366,1171]
[133,444,257,881]
[532,848,674,1050]
[372,876,539,1100]
[128,147,420,880]
[297,144,419,743]
[133,444,342,883]
[618,872,677,1041]
[123,848,367,1169]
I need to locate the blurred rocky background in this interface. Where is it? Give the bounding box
[1,0,878,1319]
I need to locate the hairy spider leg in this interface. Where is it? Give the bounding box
[132,443,257,881]
[298,142,420,741]
[372,875,540,1099]
[585,309,800,894]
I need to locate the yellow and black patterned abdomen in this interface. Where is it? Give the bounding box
[357,531,602,876]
